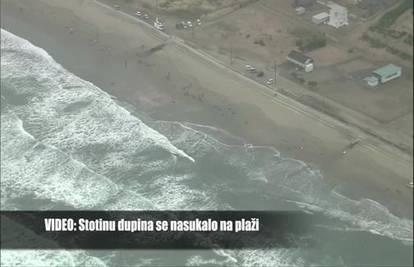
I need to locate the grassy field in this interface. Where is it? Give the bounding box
[373,0,413,32]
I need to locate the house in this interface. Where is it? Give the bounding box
[372,64,402,83]
[364,64,402,87]
[312,12,330,24]
[287,50,314,72]
[327,2,349,28]
[296,7,306,15]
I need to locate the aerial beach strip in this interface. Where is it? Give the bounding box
[1,0,412,219]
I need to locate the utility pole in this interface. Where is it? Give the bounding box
[230,40,233,65]
[274,62,277,87]
[191,23,195,39]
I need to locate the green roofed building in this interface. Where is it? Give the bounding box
[372,64,402,84]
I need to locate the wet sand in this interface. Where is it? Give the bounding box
[1,0,412,218]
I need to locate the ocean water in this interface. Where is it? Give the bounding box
[0,29,412,266]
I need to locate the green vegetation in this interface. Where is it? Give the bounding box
[372,0,413,32]
[386,46,400,55]
[254,39,266,46]
[387,29,407,39]
[307,81,318,88]
[404,34,413,45]
[398,51,413,61]
[361,33,386,48]
[362,33,413,62]
[291,72,305,83]
[363,0,413,61]
[293,27,326,52]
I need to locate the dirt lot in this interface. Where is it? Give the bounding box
[301,63,413,123]
[308,45,353,67]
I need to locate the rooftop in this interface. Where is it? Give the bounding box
[287,50,313,64]
[313,12,329,20]
[373,64,402,77]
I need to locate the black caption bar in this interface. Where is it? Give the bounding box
[1,210,320,249]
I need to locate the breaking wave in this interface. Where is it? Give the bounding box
[1,28,412,267]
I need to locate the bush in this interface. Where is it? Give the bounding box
[404,34,413,46]
[386,46,399,55]
[294,28,326,52]
[362,33,386,48]
[297,77,305,84]
[254,39,266,46]
[398,51,413,61]
[308,81,317,88]
[375,0,413,32]
[387,30,406,39]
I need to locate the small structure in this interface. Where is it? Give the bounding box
[287,50,314,72]
[312,12,330,24]
[364,64,402,87]
[327,2,348,28]
[296,7,306,15]
[364,76,379,87]
[372,64,402,83]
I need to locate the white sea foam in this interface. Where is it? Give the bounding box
[0,28,214,214]
[1,27,413,267]
[1,112,120,209]
[0,250,107,267]
[289,195,413,243]
[1,28,194,166]
[144,174,222,210]
[186,249,305,267]
[151,120,413,243]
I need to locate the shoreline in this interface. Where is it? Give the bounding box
[1,0,412,218]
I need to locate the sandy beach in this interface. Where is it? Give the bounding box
[1,0,412,218]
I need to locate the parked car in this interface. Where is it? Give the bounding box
[154,17,165,31]
[135,11,142,17]
[245,64,256,72]
[154,24,165,31]
[266,78,274,85]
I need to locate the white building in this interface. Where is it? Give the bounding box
[327,2,348,28]
[296,7,306,15]
[287,50,314,72]
[312,12,330,24]
[364,64,402,87]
